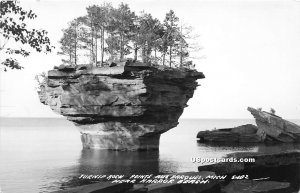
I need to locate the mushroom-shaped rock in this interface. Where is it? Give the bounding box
[38,63,204,150]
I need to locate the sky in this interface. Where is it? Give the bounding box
[0,0,300,119]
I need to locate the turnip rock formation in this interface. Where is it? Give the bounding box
[38,62,204,150]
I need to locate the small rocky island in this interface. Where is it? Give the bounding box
[38,61,204,150]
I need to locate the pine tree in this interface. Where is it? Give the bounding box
[86,4,112,66]
[109,3,135,61]
[79,11,97,65]
[163,10,180,67]
[178,24,201,68]
[58,18,83,66]
[135,13,162,63]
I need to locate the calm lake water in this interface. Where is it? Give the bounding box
[0,118,299,193]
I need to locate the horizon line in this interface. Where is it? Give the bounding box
[1,116,300,120]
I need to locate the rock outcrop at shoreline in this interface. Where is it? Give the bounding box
[38,62,204,150]
[197,107,300,144]
[248,107,300,143]
[198,150,300,193]
[197,124,262,143]
[198,150,300,175]
[222,180,291,193]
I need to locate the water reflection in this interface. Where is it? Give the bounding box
[2,118,299,193]
[78,149,160,175]
[196,141,300,154]
[56,143,300,192]
[55,149,161,190]
[196,141,258,150]
[256,143,300,153]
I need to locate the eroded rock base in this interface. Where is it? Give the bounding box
[77,121,176,150]
[81,133,160,151]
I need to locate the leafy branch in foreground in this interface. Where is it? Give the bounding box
[0,0,54,71]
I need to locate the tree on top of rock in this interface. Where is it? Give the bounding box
[58,18,85,66]
[163,10,180,67]
[91,3,112,66]
[133,12,163,64]
[57,3,200,69]
[109,3,135,61]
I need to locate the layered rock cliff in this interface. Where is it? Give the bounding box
[38,63,204,150]
[197,107,300,144]
[248,107,300,143]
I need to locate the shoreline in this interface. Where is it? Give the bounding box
[52,150,300,193]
